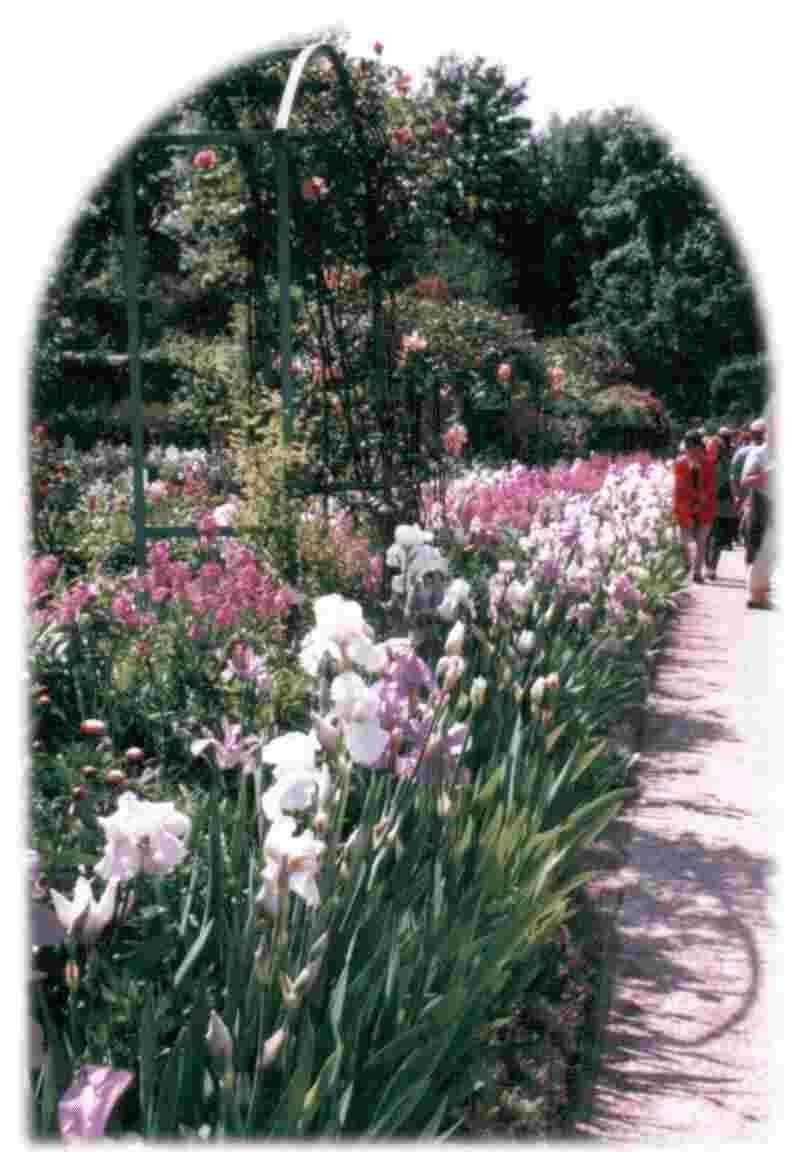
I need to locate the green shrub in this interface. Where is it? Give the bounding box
[581,383,671,453]
[709,353,771,420]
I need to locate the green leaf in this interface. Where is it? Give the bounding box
[138,986,157,1128]
[127,930,175,978]
[34,986,72,1135]
[545,722,568,752]
[155,1026,183,1136]
[285,1016,315,1130]
[173,917,215,991]
[178,852,201,939]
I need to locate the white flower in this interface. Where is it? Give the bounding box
[94,793,191,881]
[393,523,433,548]
[50,876,118,944]
[470,676,488,708]
[437,577,473,621]
[205,1010,234,1071]
[262,730,320,776]
[260,818,325,909]
[262,730,332,821]
[516,630,535,656]
[444,620,465,657]
[212,497,239,527]
[330,672,389,765]
[299,595,386,677]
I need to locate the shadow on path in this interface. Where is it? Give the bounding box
[575,564,778,1143]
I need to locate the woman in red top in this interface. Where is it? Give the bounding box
[673,429,717,583]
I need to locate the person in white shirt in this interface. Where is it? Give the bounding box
[740,405,775,609]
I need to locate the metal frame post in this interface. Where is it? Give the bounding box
[123,42,356,567]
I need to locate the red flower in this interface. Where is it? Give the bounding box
[431,119,450,139]
[192,148,217,171]
[392,126,413,146]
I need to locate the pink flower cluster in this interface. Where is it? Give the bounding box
[27,554,60,607]
[421,453,655,546]
[108,536,299,634]
[48,580,99,626]
[34,526,299,640]
[324,511,383,594]
[366,640,467,784]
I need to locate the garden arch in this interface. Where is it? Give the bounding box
[122,39,369,569]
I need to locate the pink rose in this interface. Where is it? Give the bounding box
[192,149,217,171]
[444,423,468,458]
[302,176,329,201]
[497,362,513,383]
[373,41,384,54]
[392,126,413,146]
[80,719,107,736]
[431,119,450,139]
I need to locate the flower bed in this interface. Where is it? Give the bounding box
[28,440,686,1141]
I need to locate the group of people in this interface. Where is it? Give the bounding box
[672,409,776,609]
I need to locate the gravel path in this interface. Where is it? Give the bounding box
[575,545,784,1146]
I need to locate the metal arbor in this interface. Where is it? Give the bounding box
[122,40,365,569]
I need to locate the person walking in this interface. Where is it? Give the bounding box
[730,417,766,514]
[740,409,776,609]
[672,429,717,584]
[704,426,739,579]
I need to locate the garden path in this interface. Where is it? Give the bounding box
[575,545,784,1146]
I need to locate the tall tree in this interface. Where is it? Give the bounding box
[572,109,765,415]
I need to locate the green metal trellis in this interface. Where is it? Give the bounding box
[123,39,368,569]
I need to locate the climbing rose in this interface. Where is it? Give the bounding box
[444,423,468,457]
[302,176,329,200]
[497,362,513,383]
[192,149,217,171]
[392,126,413,146]
[548,366,565,396]
[431,119,450,139]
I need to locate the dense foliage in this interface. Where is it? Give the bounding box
[30,35,766,452]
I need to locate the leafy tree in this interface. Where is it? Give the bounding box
[507,112,610,334]
[572,109,765,416]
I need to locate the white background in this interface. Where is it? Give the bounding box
[7,0,793,1154]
